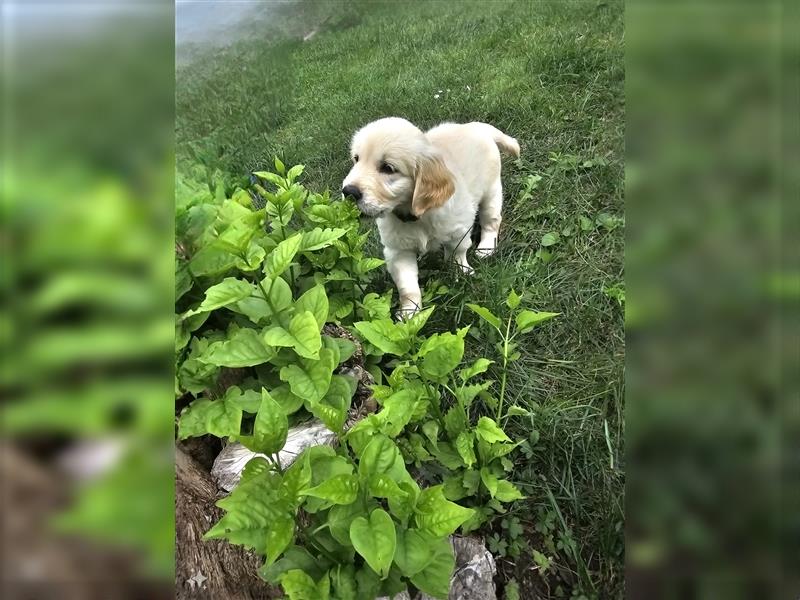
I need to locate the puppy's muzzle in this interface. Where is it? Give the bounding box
[341,185,363,203]
[342,185,381,217]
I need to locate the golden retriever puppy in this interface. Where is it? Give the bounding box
[341,117,519,316]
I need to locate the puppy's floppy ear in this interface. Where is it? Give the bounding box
[411,151,455,217]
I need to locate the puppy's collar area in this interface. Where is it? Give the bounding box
[391,204,419,222]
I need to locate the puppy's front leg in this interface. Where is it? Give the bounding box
[385,248,421,319]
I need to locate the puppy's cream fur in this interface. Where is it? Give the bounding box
[342,117,519,315]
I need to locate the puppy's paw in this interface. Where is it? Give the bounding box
[475,245,496,258]
[459,263,475,275]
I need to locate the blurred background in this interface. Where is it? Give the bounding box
[1,0,174,597]
[1,0,796,598]
[626,1,797,598]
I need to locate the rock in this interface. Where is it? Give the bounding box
[441,536,497,600]
[211,419,336,492]
[379,536,496,600]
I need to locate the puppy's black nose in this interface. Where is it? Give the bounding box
[342,185,362,202]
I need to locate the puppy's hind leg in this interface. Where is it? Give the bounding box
[476,179,503,257]
[385,248,422,319]
[446,229,474,275]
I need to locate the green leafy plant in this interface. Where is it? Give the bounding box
[175,163,482,598]
[175,162,562,599]
[347,291,558,533]
[467,290,559,423]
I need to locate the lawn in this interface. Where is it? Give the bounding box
[177,1,624,597]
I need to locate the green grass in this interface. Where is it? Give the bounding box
[177,1,624,597]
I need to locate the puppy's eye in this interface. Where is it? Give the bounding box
[379,162,396,175]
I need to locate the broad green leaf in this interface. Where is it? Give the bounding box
[264,311,322,360]
[329,564,358,600]
[265,233,303,278]
[176,262,192,301]
[506,405,531,417]
[189,245,237,277]
[265,516,294,566]
[443,473,467,501]
[431,442,464,470]
[479,467,499,497]
[462,469,481,496]
[178,397,241,439]
[234,276,293,324]
[353,320,410,356]
[300,474,359,505]
[419,332,465,380]
[422,421,440,449]
[459,358,493,382]
[321,335,343,366]
[506,289,522,309]
[368,474,408,503]
[541,232,560,247]
[357,257,385,274]
[304,452,353,513]
[308,375,353,433]
[215,218,259,254]
[254,170,285,188]
[377,389,419,437]
[184,277,251,317]
[234,242,267,272]
[515,310,560,333]
[414,485,474,537]
[349,508,396,578]
[443,406,468,440]
[401,306,434,337]
[279,569,328,600]
[455,431,476,468]
[295,285,329,329]
[200,327,276,367]
[358,434,402,481]
[344,415,380,456]
[475,416,512,443]
[494,480,525,502]
[271,384,305,415]
[359,292,392,321]
[354,566,382,600]
[325,336,356,364]
[455,381,494,408]
[238,389,288,455]
[479,439,523,463]
[287,164,304,183]
[279,348,336,403]
[300,227,346,251]
[205,470,289,553]
[283,451,313,502]
[223,387,261,413]
[329,296,354,320]
[388,480,420,522]
[394,528,434,578]
[466,303,501,330]
[409,537,455,599]
[260,546,324,585]
[328,502,365,546]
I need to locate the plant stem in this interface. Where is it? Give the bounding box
[496,315,512,422]
[270,453,284,475]
[255,276,279,316]
[299,523,338,564]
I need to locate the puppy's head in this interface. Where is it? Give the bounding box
[342,117,455,218]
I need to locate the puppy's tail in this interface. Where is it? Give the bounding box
[472,122,521,158]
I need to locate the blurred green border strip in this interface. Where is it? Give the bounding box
[2,0,175,594]
[626,0,797,598]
